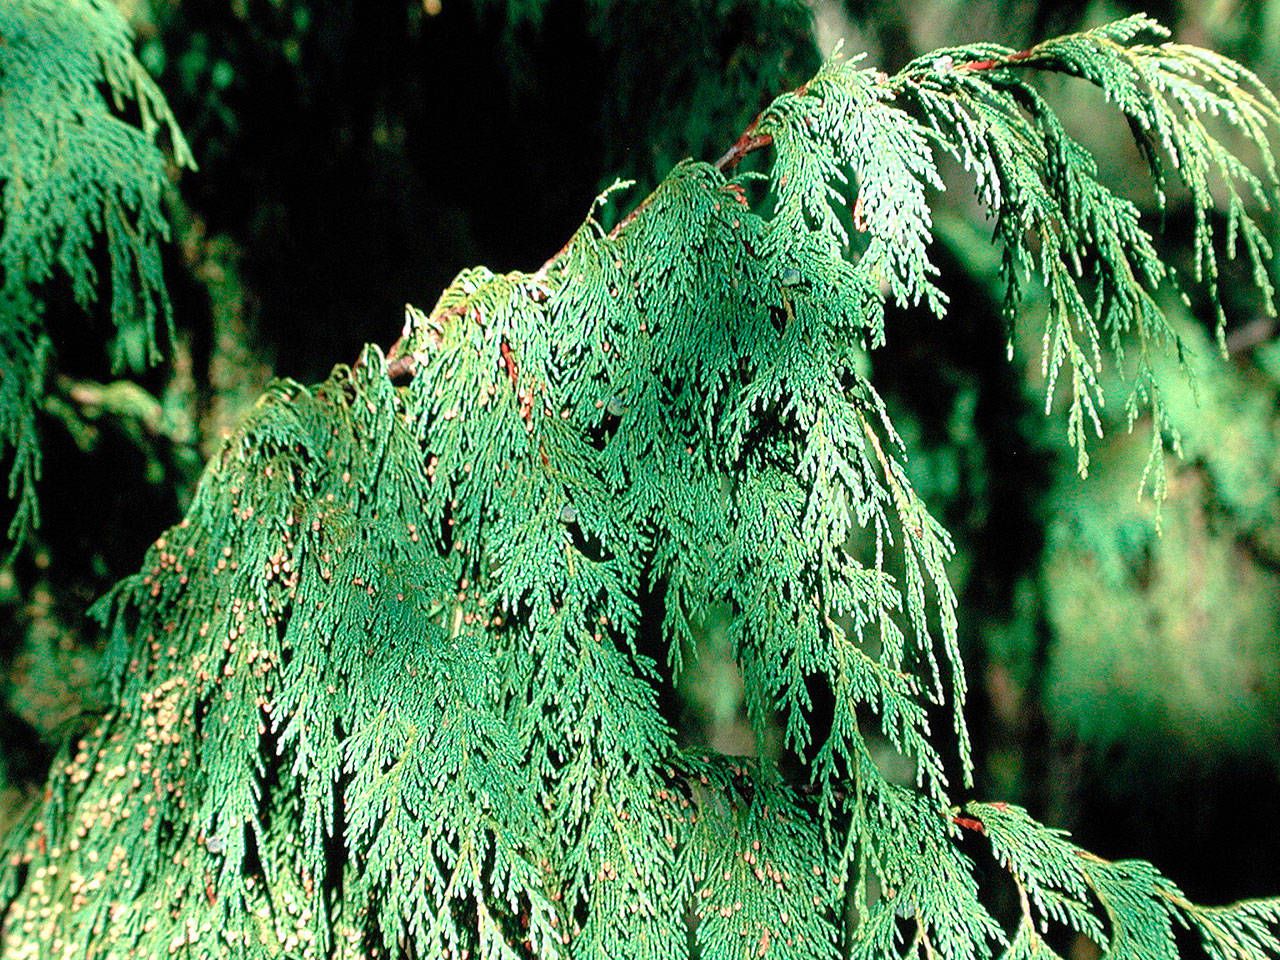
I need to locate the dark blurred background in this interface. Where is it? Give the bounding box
[3,0,1279,933]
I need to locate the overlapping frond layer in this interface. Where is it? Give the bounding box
[0,0,193,544]
[896,13,1279,485]
[2,14,1278,960]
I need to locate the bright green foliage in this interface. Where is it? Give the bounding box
[0,0,193,545]
[896,16,1279,488]
[2,14,1279,960]
[970,801,1280,960]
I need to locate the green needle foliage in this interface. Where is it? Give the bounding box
[0,0,193,547]
[2,13,1278,960]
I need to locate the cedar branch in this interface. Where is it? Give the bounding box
[380,40,1041,382]
[378,101,785,380]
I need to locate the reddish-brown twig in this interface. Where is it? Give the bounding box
[713,128,774,174]
[954,47,1036,73]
